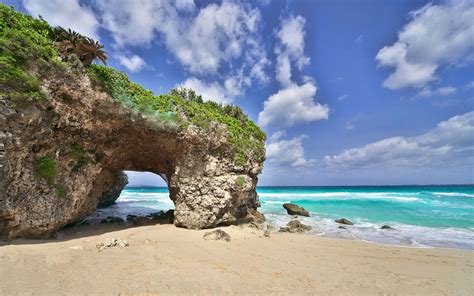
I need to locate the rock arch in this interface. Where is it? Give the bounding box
[0,74,264,239]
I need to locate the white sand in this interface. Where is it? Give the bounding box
[1,223,473,295]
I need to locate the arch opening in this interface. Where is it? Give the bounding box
[87,171,175,226]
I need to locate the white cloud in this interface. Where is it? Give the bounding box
[276,15,309,70]
[117,54,147,73]
[93,0,268,102]
[417,86,457,97]
[376,0,474,90]
[95,0,263,76]
[267,134,315,168]
[258,82,329,128]
[324,111,474,169]
[259,15,328,128]
[23,0,100,39]
[338,94,349,101]
[175,0,195,11]
[344,114,367,131]
[269,130,286,141]
[180,77,233,104]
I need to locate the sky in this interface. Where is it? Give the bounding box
[3,0,474,186]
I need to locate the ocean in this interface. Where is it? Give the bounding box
[92,185,474,250]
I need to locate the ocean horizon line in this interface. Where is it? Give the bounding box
[125,184,474,189]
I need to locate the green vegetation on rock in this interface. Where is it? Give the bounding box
[56,185,67,198]
[0,4,59,105]
[69,144,95,172]
[87,65,266,164]
[1,3,266,165]
[36,156,56,185]
[235,176,245,188]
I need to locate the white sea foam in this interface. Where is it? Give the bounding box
[259,192,421,202]
[262,212,474,250]
[432,192,474,198]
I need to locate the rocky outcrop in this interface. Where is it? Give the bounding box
[335,218,353,225]
[279,219,312,233]
[97,172,128,208]
[0,6,266,239]
[283,203,310,217]
[381,225,395,230]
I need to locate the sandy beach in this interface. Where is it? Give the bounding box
[1,223,473,295]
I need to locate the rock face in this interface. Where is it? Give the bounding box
[0,75,264,239]
[97,172,128,208]
[0,6,266,239]
[283,203,310,217]
[279,219,312,233]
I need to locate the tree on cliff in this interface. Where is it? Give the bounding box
[53,27,107,66]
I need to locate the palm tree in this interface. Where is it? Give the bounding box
[76,37,108,66]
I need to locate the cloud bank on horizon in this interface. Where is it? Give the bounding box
[14,0,474,185]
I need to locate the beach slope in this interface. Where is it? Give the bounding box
[1,224,472,295]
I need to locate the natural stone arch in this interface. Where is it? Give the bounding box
[0,6,265,239]
[0,71,264,239]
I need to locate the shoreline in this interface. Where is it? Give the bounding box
[1,223,473,295]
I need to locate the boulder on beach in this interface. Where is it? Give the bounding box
[152,209,174,224]
[335,218,353,225]
[279,219,312,233]
[203,229,231,242]
[282,203,310,217]
[338,225,347,229]
[381,225,395,230]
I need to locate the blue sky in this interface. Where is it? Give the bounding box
[4,0,474,186]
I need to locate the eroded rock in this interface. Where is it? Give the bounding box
[0,60,265,239]
[279,219,312,233]
[283,203,310,217]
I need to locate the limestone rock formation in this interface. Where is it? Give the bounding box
[0,6,266,239]
[97,172,128,208]
[279,219,312,233]
[283,203,310,217]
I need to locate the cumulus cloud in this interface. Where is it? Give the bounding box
[267,134,316,168]
[376,0,474,90]
[417,86,457,97]
[93,0,268,102]
[324,111,474,169]
[117,54,147,73]
[258,15,328,128]
[94,0,263,75]
[258,82,329,128]
[23,0,100,39]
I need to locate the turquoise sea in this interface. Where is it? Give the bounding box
[92,185,474,250]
